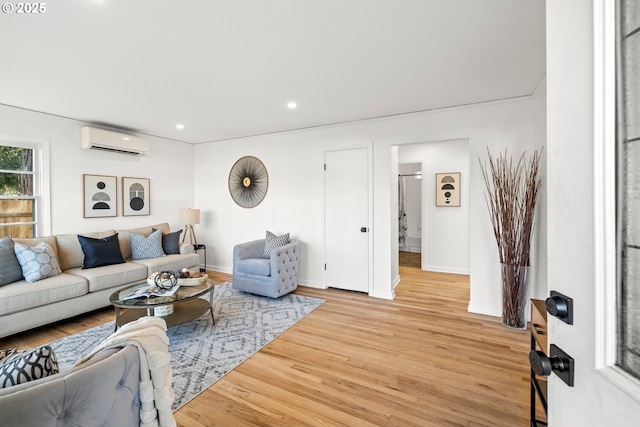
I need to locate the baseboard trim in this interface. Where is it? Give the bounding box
[422,265,470,275]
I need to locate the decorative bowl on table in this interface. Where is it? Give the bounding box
[174,268,208,286]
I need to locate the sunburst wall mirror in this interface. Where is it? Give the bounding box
[228,156,269,208]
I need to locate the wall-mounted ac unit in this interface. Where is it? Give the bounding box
[80,127,148,156]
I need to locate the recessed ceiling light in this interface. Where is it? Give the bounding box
[176,124,185,130]
[287,101,297,109]
[122,137,130,141]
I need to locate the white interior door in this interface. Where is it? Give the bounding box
[324,147,370,293]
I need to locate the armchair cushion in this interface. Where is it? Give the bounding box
[237,258,271,276]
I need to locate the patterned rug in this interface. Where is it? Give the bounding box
[47,282,324,410]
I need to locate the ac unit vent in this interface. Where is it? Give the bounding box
[80,127,148,156]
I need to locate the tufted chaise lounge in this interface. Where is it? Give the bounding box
[0,346,142,426]
[232,238,299,298]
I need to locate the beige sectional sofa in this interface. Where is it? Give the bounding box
[0,223,199,338]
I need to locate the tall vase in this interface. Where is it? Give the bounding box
[501,263,530,330]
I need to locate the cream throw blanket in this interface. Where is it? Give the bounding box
[75,316,176,427]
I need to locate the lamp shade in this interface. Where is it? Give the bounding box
[179,208,200,225]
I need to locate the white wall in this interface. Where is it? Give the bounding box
[398,139,470,274]
[0,104,195,236]
[195,93,546,314]
[0,83,546,318]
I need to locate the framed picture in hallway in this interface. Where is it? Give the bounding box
[83,174,117,218]
[122,177,150,216]
[435,172,460,207]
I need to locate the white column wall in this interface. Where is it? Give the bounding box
[195,93,545,314]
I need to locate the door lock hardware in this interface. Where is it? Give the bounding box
[529,344,574,387]
[360,227,368,232]
[545,290,573,324]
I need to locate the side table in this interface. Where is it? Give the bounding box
[194,244,206,272]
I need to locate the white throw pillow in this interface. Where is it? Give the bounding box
[13,241,62,283]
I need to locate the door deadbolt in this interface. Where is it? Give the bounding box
[360,227,368,232]
[545,290,573,324]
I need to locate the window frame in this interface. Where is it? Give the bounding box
[594,0,640,400]
[0,133,51,237]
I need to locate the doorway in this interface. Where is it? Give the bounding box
[398,162,422,268]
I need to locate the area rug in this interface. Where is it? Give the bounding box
[46,282,324,410]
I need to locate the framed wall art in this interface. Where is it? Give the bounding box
[83,174,117,218]
[122,177,150,216]
[228,156,269,208]
[435,172,461,207]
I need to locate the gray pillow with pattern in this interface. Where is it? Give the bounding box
[262,231,290,258]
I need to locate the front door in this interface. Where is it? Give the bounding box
[323,147,370,293]
[547,1,640,425]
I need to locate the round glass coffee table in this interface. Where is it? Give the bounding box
[109,279,215,330]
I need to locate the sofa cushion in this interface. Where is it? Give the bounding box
[130,229,165,260]
[0,273,88,316]
[0,237,23,286]
[117,223,170,260]
[78,234,125,269]
[153,228,182,255]
[56,230,116,271]
[65,262,148,293]
[237,257,271,276]
[14,241,63,283]
[130,253,199,276]
[0,345,59,389]
[262,231,290,258]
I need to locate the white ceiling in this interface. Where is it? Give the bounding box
[0,0,545,144]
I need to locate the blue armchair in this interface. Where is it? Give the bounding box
[232,238,299,298]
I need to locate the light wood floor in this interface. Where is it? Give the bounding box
[1,268,531,427]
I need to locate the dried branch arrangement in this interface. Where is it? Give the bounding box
[480,148,542,267]
[480,148,542,329]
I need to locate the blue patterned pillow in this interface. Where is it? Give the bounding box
[262,231,290,258]
[14,241,62,283]
[0,237,23,286]
[130,229,165,260]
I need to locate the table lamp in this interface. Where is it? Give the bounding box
[179,208,200,246]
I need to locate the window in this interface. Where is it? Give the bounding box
[0,143,38,238]
[617,0,640,380]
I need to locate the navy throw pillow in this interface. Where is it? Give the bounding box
[77,233,125,269]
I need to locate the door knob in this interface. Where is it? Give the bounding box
[529,344,575,386]
[360,227,368,232]
[529,350,565,377]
